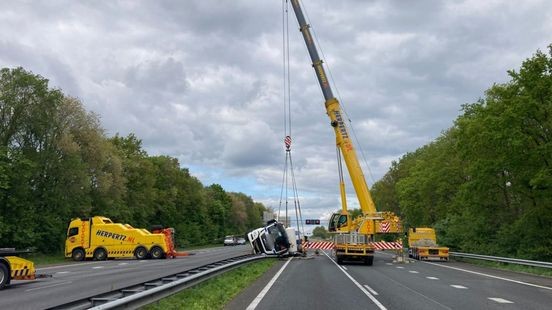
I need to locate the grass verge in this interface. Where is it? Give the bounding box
[454,257,552,277]
[144,258,278,310]
[21,252,67,266]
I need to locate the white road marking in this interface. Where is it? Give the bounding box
[488,297,514,304]
[36,261,105,270]
[396,266,404,269]
[450,285,468,289]
[425,261,552,291]
[342,266,348,270]
[385,263,393,266]
[409,270,419,274]
[118,263,128,266]
[56,271,70,274]
[25,281,72,292]
[378,269,453,310]
[363,284,379,295]
[92,266,104,269]
[322,251,387,310]
[246,257,293,310]
[426,277,439,280]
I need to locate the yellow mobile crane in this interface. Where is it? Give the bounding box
[289,0,401,265]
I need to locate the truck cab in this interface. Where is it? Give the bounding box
[247,220,291,256]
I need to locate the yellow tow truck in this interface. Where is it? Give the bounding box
[65,216,189,261]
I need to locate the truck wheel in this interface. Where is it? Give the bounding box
[134,246,148,260]
[72,248,85,261]
[364,256,374,266]
[0,264,8,290]
[93,248,108,261]
[150,246,164,259]
[336,256,343,265]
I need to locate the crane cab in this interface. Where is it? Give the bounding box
[328,213,349,232]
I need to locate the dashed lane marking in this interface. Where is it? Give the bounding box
[488,298,514,304]
[246,257,293,310]
[450,285,468,289]
[36,261,105,270]
[56,271,70,274]
[425,261,552,291]
[322,251,387,310]
[409,270,419,274]
[396,266,404,269]
[342,266,348,270]
[363,285,379,295]
[426,277,439,280]
[92,266,104,269]
[386,263,393,266]
[25,281,72,292]
[118,263,128,266]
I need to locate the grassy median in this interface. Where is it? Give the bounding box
[144,258,277,310]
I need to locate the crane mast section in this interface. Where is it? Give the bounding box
[290,0,376,214]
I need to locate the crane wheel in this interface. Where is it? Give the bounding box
[150,246,164,259]
[364,256,374,266]
[0,263,8,290]
[72,248,85,261]
[134,246,148,260]
[93,248,108,261]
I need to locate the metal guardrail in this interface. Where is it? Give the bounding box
[48,254,266,310]
[450,252,552,269]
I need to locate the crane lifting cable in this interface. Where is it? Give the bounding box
[278,0,305,243]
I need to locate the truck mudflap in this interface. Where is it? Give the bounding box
[6,256,36,280]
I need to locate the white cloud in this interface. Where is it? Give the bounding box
[1,0,551,224]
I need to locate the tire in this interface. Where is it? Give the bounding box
[134,246,148,260]
[0,263,8,290]
[364,256,374,266]
[72,248,85,261]
[150,246,164,259]
[93,248,108,261]
[336,255,344,265]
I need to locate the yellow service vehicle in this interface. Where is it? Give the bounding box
[0,249,36,290]
[65,216,173,261]
[408,228,449,261]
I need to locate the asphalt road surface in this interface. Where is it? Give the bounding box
[1,245,251,310]
[227,251,552,310]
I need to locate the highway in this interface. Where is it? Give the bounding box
[1,245,251,310]
[227,251,552,310]
[4,246,552,309]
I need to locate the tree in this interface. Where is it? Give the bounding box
[312,226,329,239]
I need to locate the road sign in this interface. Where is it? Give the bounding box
[305,219,321,225]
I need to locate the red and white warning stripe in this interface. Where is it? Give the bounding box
[370,241,403,250]
[304,241,334,250]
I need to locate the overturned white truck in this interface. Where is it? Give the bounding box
[247,220,296,256]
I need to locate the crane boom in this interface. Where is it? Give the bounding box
[290,0,376,215]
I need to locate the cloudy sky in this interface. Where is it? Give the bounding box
[1,0,551,225]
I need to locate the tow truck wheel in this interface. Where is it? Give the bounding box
[93,248,108,261]
[150,246,164,259]
[72,248,85,261]
[134,246,148,260]
[0,264,8,289]
[336,255,343,265]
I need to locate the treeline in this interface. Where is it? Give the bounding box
[0,67,268,253]
[371,46,552,261]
